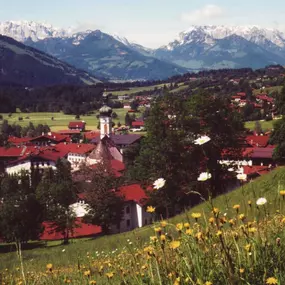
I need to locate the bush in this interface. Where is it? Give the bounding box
[18,117,23,121]
[0,115,3,120]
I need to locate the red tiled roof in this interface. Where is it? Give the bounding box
[0,146,27,157]
[236,92,246,97]
[243,165,271,176]
[84,131,100,140]
[57,130,81,135]
[118,184,147,205]
[132,121,145,127]
[7,137,31,144]
[90,160,125,177]
[245,135,270,147]
[41,218,101,240]
[242,147,274,159]
[68,121,86,128]
[55,143,96,155]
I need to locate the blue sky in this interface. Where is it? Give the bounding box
[1,0,284,48]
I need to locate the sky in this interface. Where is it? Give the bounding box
[0,0,285,48]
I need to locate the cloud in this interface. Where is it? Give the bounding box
[181,4,225,23]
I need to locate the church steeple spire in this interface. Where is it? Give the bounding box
[99,90,113,139]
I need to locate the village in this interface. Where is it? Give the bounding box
[0,84,279,240]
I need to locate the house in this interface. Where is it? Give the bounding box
[68,121,86,131]
[55,143,96,169]
[5,147,68,175]
[131,120,145,130]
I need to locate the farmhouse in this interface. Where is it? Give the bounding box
[68,121,86,131]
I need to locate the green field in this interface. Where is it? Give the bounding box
[0,108,132,131]
[245,119,277,131]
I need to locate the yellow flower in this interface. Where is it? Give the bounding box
[248,227,257,233]
[105,272,114,279]
[229,219,235,226]
[46,263,53,271]
[143,246,154,255]
[84,270,91,277]
[146,206,155,213]
[176,223,183,231]
[160,234,166,242]
[244,244,251,252]
[216,230,223,237]
[64,278,71,284]
[233,204,240,210]
[186,229,193,235]
[196,232,203,240]
[239,268,245,274]
[248,200,252,206]
[150,236,158,242]
[266,277,278,284]
[212,207,219,214]
[154,227,162,233]
[89,281,96,285]
[160,220,167,227]
[205,282,213,285]
[174,277,181,285]
[209,217,215,224]
[169,240,181,249]
[191,212,202,219]
[184,222,190,229]
[282,217,285,224]
[239,214,246,221]
[280,190,285,196]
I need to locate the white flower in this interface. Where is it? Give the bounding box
[197,172,212,181]
[256,197,267,206]
[153,178,166,189]
[237,173,247,181]
[62,249,66,252]
[228,168,234,172]
[194,135,211,145]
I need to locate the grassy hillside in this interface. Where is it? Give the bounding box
[1,167,285,284]
[245,119,275,131]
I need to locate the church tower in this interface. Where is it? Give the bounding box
[99,91,113,139]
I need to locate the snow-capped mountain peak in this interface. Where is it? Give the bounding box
[0,20,71,42]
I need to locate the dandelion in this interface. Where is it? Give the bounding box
[212,207,219,215]
[280,190,285,196]
[84,270,91,277]
[169,240,181,249]
[233,204,240,211]
[209,217,215,224]
[191,212,202,219]
[229,219,235,226]
[244,244,251,252]
[205,282,213,285]
[194,135,211,145]
[248,227,257,233]
[150,236,158,242]
[146,206,156,213]
[160,234,166,242]
[186,229,193,235]
[184,222,190,229]
[153,178,166,189]
[161,220,167,227]
[239,214,246,221]
[198,172,212,181]
[89,281,96,285]
[216,230,223,237]
[266,277,278,284]
[46,263,53,272]
[256,197,267,206]
[248,200,252,206]
[239,268,245,274]
[105,272,114,279]
[237,173,247,181]
[154,227,162,233]
[176,223,183,231]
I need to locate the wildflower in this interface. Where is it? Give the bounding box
[46,263,53,271]
[280,190,285,196]
[205,282,213,285]
[276,237,281,247]
[216,230,223,237]
[146,206,156,213]
[256,197,267,206]
[244,244,251,252]
[169,240,181,250]
[176,223,183,231]
[239,214,246,221]
[212,207,219,215]
[248,200,252,206]
[229,219,235,226]
[105,272,114,279]
[209,217,215,225]
[186,229,193,235]
[248,227,257,233]
[191,212,202,219]
[233,204,240,211]
[150,236,158,242]
[194,135,211,145]
[161,220,167,227]
[64,279,71,284]
[237,173,247,181]
[153,178,166,190]
[266,277,278,284]
[174,277,181,285]
[196,232,203,240]
[62,249,66,252]
[160,234,166,242]
[89,281,96,285]
[239,268,245,274]
[143,246,154,255]
[184,222,190,229]
[198,172,212,181]
[84,270,91,277]
[154,227,162,233]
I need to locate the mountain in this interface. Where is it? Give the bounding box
[0,35,100,86]
[155,25,285,70]
[27,30,187,81]
[0,20,71,42]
